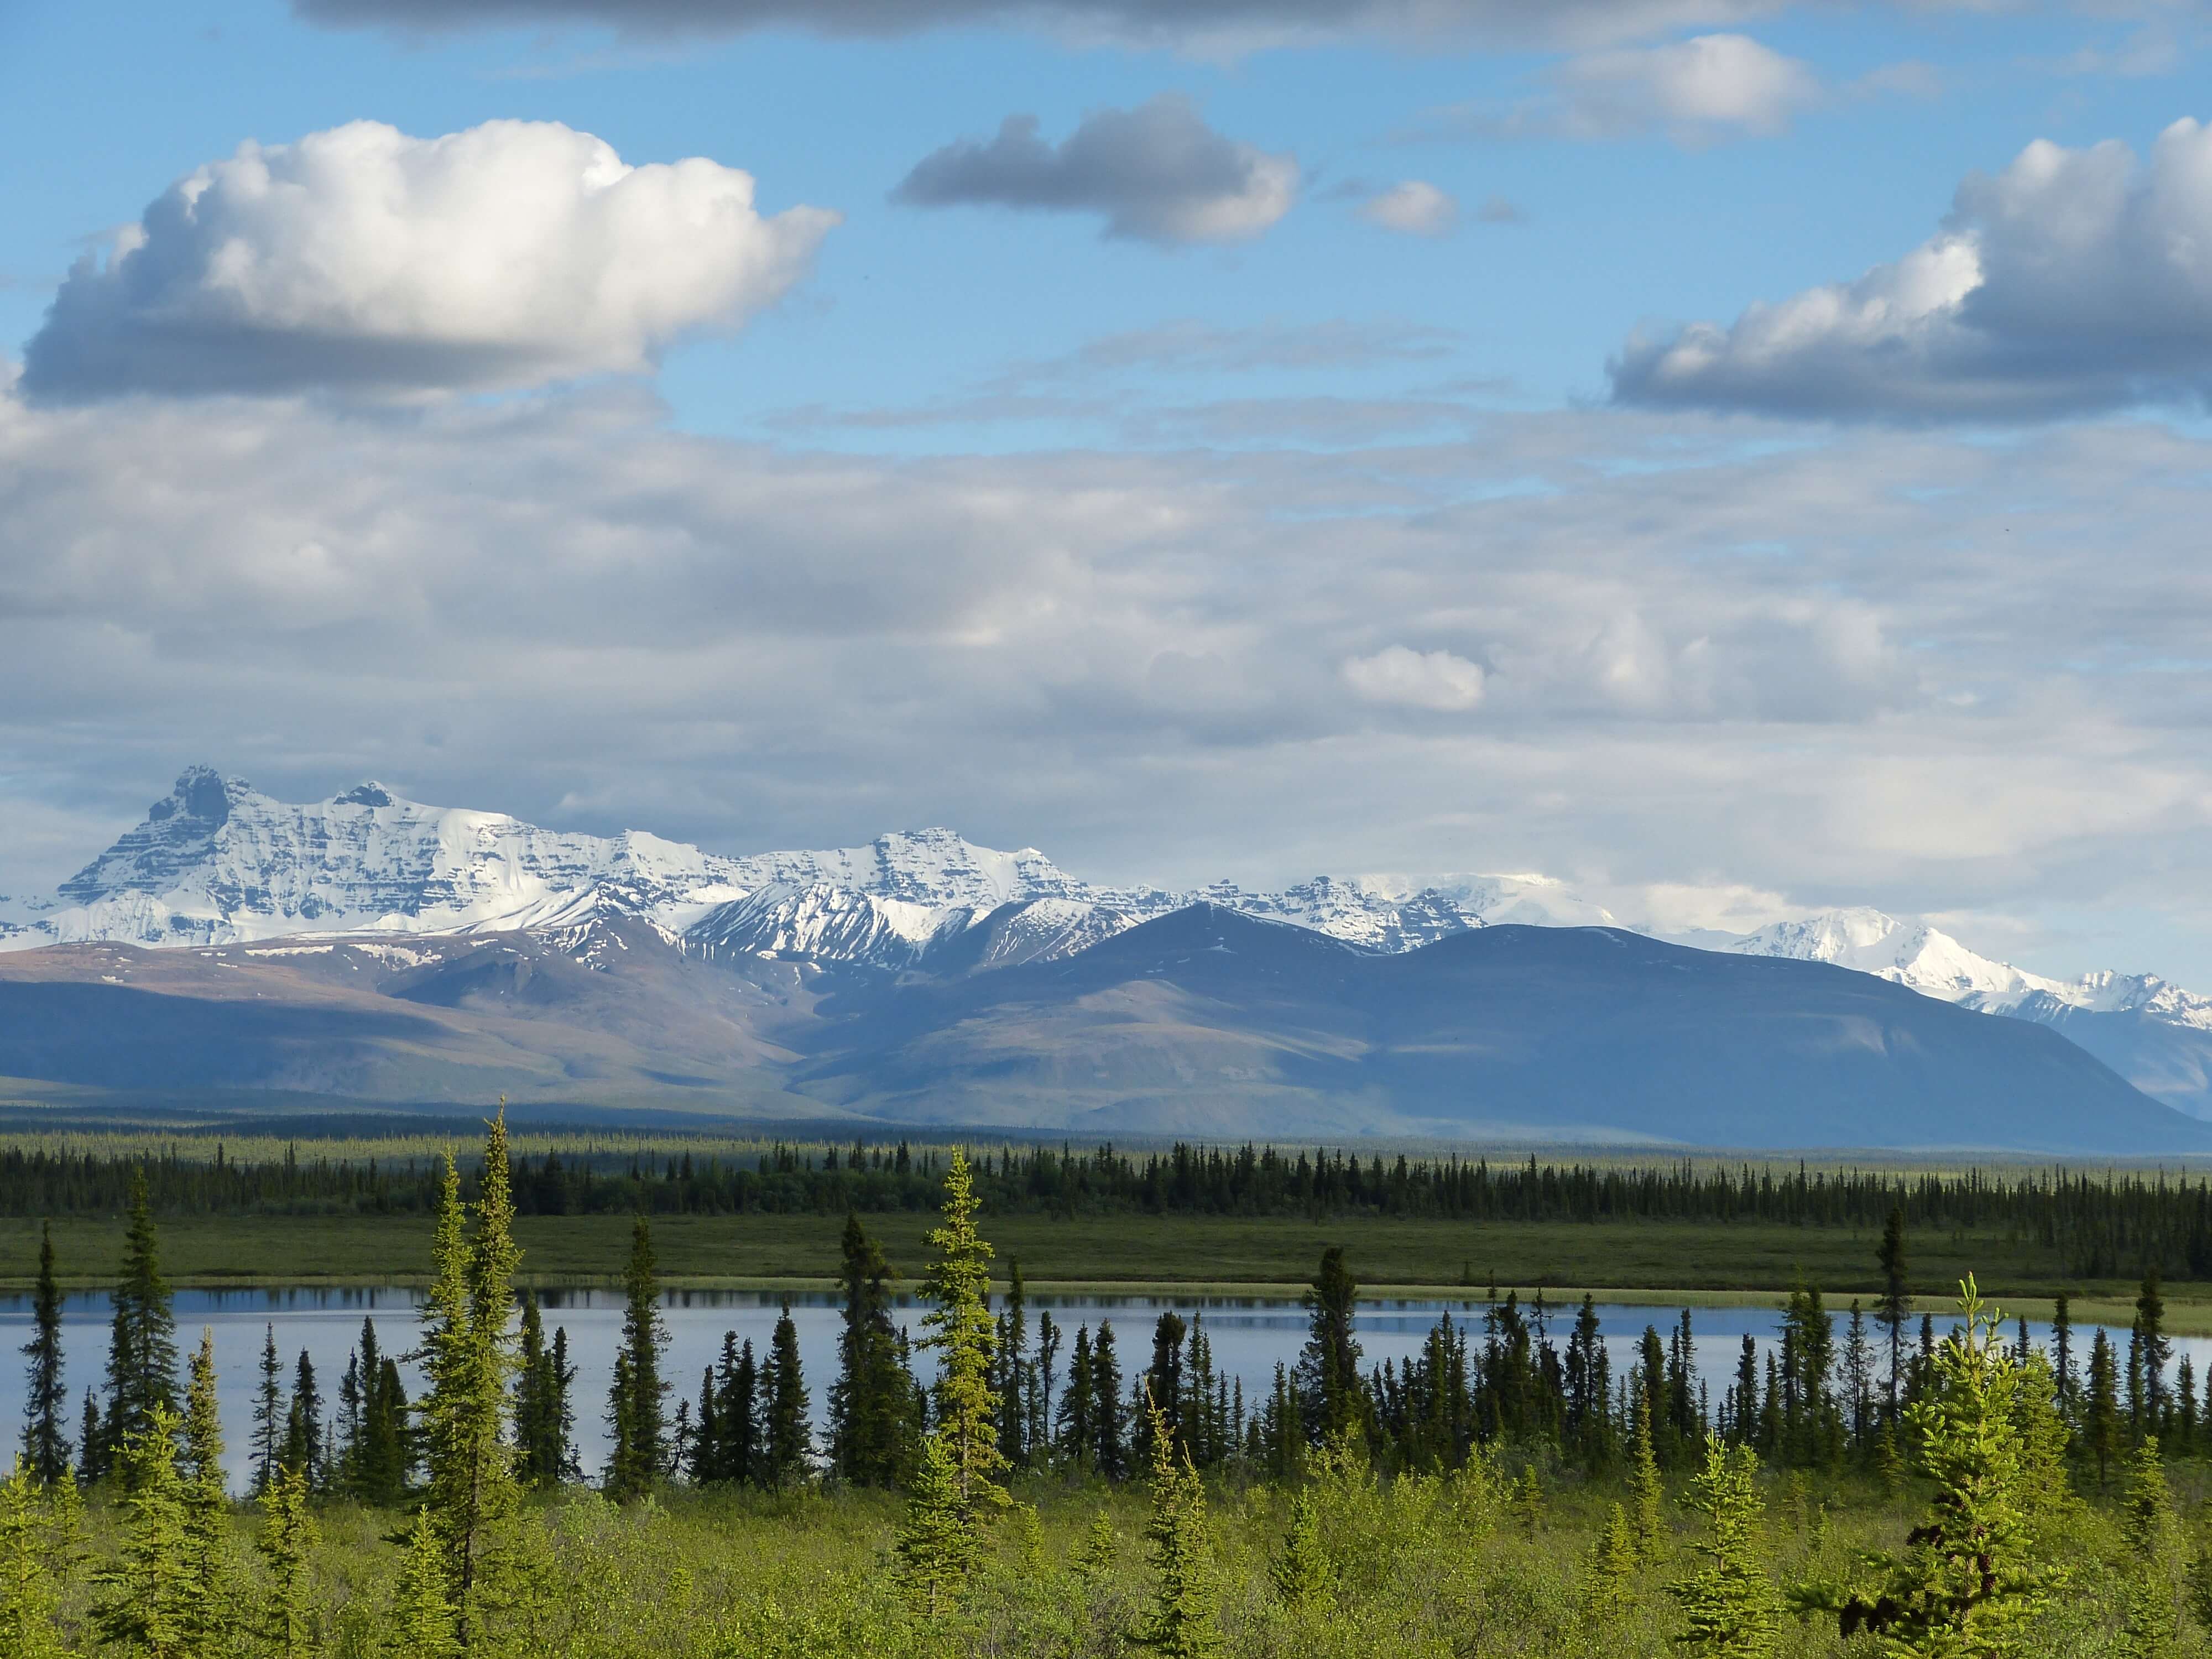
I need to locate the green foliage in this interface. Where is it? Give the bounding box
[1670,1437,1780,1659]
[763,1302,809,1490]
[177,1332,235,1653]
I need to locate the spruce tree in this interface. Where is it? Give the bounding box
[257,1464,319,1659]
[78,1389,103,1485]
[1136,1390,1220,1657]
[416,1111,523,1633]
[2088,1327,2122,1491]
[604,1217,666,1501]
[998,1260,1030,1470]
[1629,1398,1665,1558]
[1876,1208,1910,1421]
[1271,1485,1327,1613]
[393,1507,461,1659]
[2137,1271,2171,1430]
[102,1172,178,1470]
[1296,1248,1363,1446]
[179,1330,236,1654]
[1060,1327,1095,1470]
[280,1349,322,1488]
[514,1292,573,1489]
[2051,1295,2074,1412]
[828,1214,910,1486]
[916,1149,1007,1514]
[892,1434,978,1621]
[763,1299,808,1488]
[1671,1437,1779,1659]
[0,1460,62,1659]
[91,1404,192,1659]
[1592,1502,1639,1621]
[19,1224,67,1488]
[1093,1322,1126,1480]
[252,1323,285,1498]
[1818,1279,2060,1659]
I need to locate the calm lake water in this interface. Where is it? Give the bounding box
[0,1288,2177,1488]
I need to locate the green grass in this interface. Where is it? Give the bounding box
[7,1209,2203,1325]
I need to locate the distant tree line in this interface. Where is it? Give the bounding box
[8,1138,2212,1279]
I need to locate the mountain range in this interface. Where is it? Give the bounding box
[1,765,2206,1151]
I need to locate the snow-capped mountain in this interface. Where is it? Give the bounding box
[0,768,1520,971]
[14,765,2212,1129]
[1723,906,2212,1031]
[14,766,2212,1120]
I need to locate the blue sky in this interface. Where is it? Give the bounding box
[6,0,2212,982]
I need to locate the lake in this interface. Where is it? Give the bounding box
[0,1287,2173,1488]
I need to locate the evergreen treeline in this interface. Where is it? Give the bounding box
[9,1135,2212,1658]
[17,1138,2212,1280]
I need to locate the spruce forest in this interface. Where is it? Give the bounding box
[5,1115,2211,1659]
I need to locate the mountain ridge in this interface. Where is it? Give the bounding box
[7,765,2211,1121]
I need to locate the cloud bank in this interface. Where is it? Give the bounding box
[1610,118,2212,420]
[293,0,1794,51]
[8,376,2212,954]
[22,119,836,400]
[893,96,1297,245]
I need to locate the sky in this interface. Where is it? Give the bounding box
[4,0,2212,982]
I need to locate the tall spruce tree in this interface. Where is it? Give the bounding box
[19,1223,67,1486]
[280,1350,322,1488]
[605,1217,667,1500]
[2137,1270,2171,1430]
[2089,1328,2122,1491]
[1296,1248,1363,1446]
[101,1172,178,1472]
[514,1292,573,1489]
[1093,1322,1127,1480]
[828,1214,910,1486]
[1060,1327,1096,1470]
[916,1148,1006,1515]
[1876,1207,1910,1422]
[251,1324,285,1498]
[998,1260,1030,1470]
[415,1111,522,1632]
[763,1300,809,1488]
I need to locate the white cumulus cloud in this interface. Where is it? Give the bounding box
[1610,117,2212,420]
[22,119,838,399]
[1343,645,1488,711]
[1551,33,1820,142]
[1361,181,1459,236]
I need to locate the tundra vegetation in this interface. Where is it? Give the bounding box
[2,1118,2209,1658]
